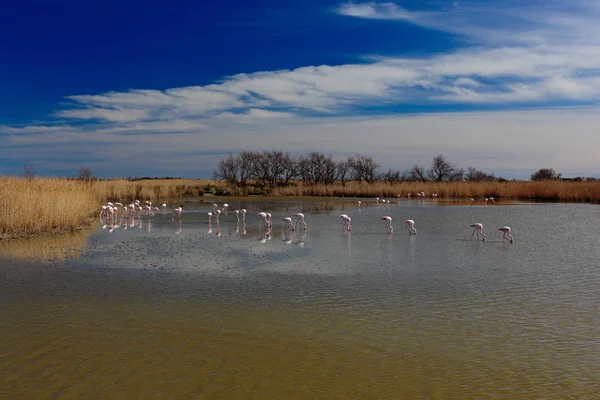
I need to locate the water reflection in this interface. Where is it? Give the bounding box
[0,229,92,262]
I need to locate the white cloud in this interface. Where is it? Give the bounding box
[4,1,600,178]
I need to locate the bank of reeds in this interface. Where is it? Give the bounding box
[0,177,99,239]
[0,178,222,239]
[269,180,600,202]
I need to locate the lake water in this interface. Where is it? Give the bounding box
[1,198,599,399]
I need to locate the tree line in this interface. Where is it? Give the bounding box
[213,151,501,187]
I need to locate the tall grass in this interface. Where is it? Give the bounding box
[0,178,221,239]
[0,177,99,239]
[269,181,600,202]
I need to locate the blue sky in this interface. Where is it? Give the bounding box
[2,0,600,179]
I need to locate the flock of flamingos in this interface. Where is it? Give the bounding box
[99,195,515,243]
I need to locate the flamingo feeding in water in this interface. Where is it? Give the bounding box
[405,219,417,235]
[172,206,183,220]
[282,217,295,230]
[258,212,272,228]
[381,216,393,233]
[498,226,514,243]
[207,212,212,223]
[241,209,247,223]
[339,214,352,231]
[294,213,307,230]
[470,223,486,241]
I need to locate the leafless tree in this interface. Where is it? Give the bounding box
[410,165,428,182]
[23,164,34,182]
[238,151,259,186]
[427,154,463,182]
[213,153,239,184]
[336,159,351,186]
[531,168,562,181]
[348,154,380,183]
[465,166,496,182]
[77,167,93,181]
[280,153,300,185]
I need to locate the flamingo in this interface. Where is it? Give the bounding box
[215,209,221,223]
[469,198,475,205]
[489,197,496,204]
[470,223,486,241]
[282,217,295,230]
[241,208,247,223]
[172,206,183,220]
[381,216,393,233]
[258,212,270,227]
[266,213,272,228]
[339,214,352,231]
[207,212,212,223]
[357,200,362,207]
[222,203,229,214]
[162,203,167,213]
[498,226,514,243]
[234,209,240,222]
[294,213,307,230]
[375,197,380,205]
[405,219,417,235]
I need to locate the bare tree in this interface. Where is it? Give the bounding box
[299,152,337,184]
[77,167,93,181]
[382,169,402,183]
[348,154,380,183]
[238,151,259,186]
[280,153,300,185]
[427,154,463,182]
[213,153,239,185]
[23,164,34,182]
[531,168,562,181]
[336,159,351,186]
[256,150,287,187]
[410,165,428,182]
[465,166,496,182]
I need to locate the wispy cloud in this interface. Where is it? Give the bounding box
[336,1,600,46]
[3,1,600,178]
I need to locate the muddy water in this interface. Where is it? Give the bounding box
[1,199,599,399]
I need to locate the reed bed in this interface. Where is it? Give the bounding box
[0,177,99,239]
[269,181,600,202]
[91,179,219,203]
[0,178,221,239]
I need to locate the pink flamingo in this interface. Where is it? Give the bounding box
[207,212,212,223]
[294,213,307,230]
[381,216,393,233]
[215,209,221,223]
[241,208,247,223]
[470,223,486,241]
[282,217,295,230]
[172,206,183,220]
[498,226,514,243]
[339,214,352,231]
[405,219,417,235]
[234,209,240,222]
[258,212,271,228]
[266,213,272,228]
[469,198,475,205]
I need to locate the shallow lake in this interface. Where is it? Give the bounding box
[1,198,599,399]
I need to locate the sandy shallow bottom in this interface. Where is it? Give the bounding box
[1,198,599,399]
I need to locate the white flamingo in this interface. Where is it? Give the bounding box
[381,216,393,233]
[172,206,183,220]
[294,213,307,230]
[499,226,514,243]
[470,223,486,241]
[339,214,352,231]
[405,219,417,235]
[282,217,295,230]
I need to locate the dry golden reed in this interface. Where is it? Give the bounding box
[269,180,600,202]
[0,178,221,238]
